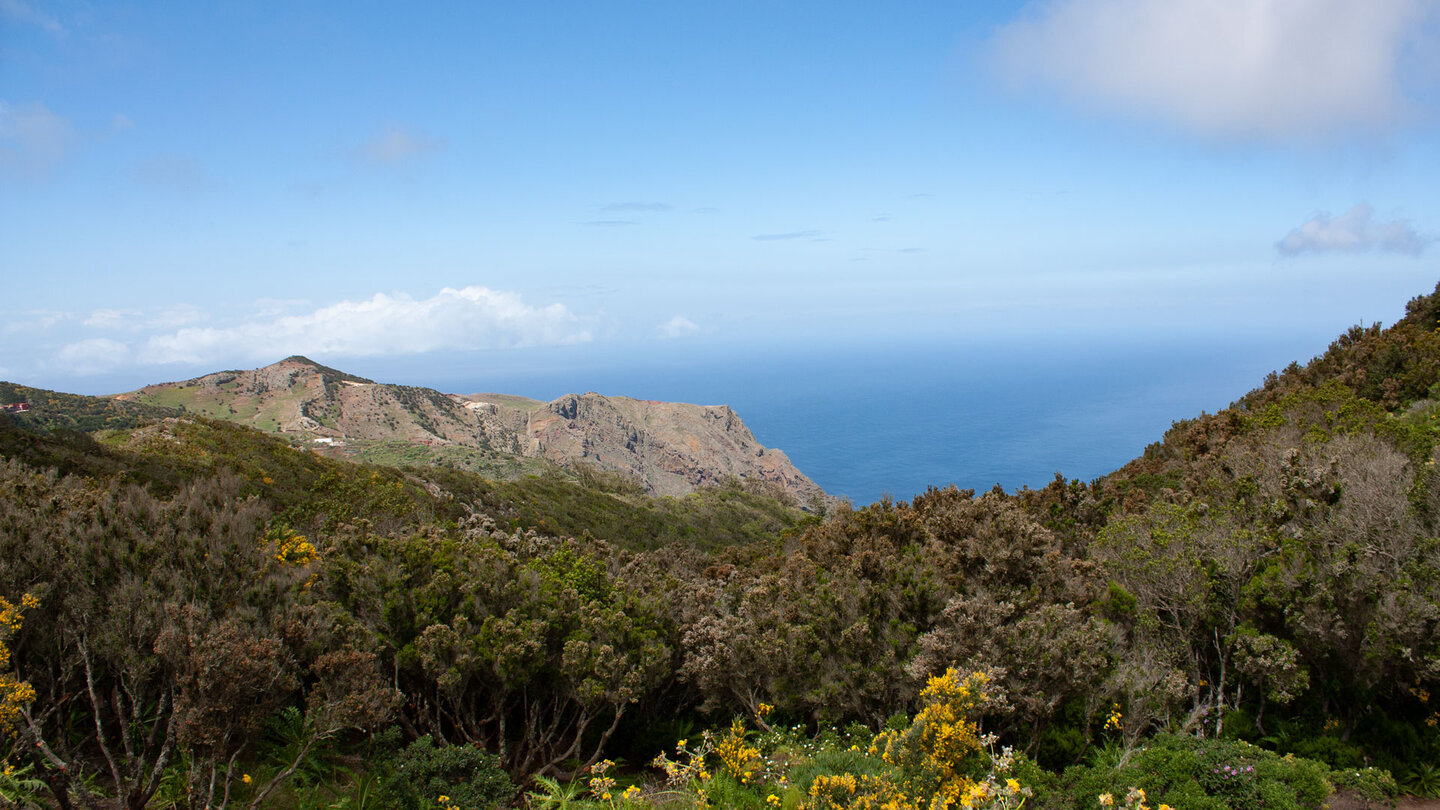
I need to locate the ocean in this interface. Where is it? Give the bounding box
[407,332,1331,506]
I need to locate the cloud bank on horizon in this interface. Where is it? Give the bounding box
[39,287,590,377]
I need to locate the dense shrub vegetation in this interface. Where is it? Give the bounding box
[4,284,1440,808]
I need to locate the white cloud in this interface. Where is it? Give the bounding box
[1277,203,1428,256]
[56,339,131,375]
[988,0,1436,140]
[4,309,72,334]
[83,309,133,329]
[133,286,589,366]
[85,305,206,331]
[0,100,76,180]
[360,125,447,165]
[658,315,700,339]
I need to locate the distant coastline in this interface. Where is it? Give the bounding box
[427,334,1332,505]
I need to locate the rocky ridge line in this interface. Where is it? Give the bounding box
[115,356,830,507]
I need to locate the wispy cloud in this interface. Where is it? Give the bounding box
[600,201,672,212]
[133,154,217,196]
[3,309,72,334]
[85,305,206,331]
[359,125,447,165]
[752,230,825,241]
[1277,203,1428,256]
[988,0,1436,141]
[249,298,310,318]
[0,0,63,34]
[658,315,700,339]
[0,100,76,181]
[584,220,638,227]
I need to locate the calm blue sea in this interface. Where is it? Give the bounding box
[372,333,1330,506]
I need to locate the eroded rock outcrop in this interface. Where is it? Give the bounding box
[117,356,829,505]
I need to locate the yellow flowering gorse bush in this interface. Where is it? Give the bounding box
[1099,787,1172,810]
[716,716,765,783]
[0,593,38,736]
[636,670,1030,810]
[273,531,318,565]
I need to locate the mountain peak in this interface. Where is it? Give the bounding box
[271,356,375,384]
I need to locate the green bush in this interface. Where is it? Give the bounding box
[787,747,891,797]
[375,735,514,809]
[699,772,766,809]
[1287,734,1366,770]
[1008,752,1060,808]
[1398,762,1440,799]
[1329,766,1398,807]
[1061,734,1331,810]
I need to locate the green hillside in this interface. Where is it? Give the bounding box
[3,284,1440,809]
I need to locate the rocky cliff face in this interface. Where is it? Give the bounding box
[116,356,829,506]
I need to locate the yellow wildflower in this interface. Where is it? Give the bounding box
[1104,704,1123,732]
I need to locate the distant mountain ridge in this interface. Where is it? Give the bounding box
[112,356,830,506]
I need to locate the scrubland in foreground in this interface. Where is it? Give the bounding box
[5,284,1440,808]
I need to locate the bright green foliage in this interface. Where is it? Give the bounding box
[1398,762,1440,799]
[1066,734,1333,810]
[374,735,513,810]
[1328,766,1400,806]
[0,760,46,808]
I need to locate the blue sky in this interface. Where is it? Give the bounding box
[3,0,1438,394]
